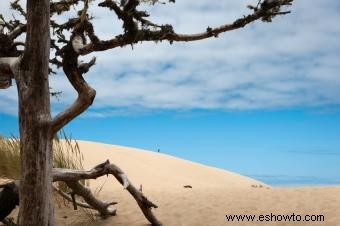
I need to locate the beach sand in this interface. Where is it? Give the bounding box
[2,140,340,225]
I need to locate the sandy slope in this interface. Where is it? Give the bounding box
[2,141,340,225]
[56,141,340,226]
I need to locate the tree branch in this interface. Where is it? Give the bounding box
[53,160,162,226]
[50,0,81,15]
[78,57,96,74]
[0,57,21,89]
[53,185,95,209]
[65,181,117,217]
[80,0,293,55]
[50,35,96,136]
[50,66,96,135]
[98,0,139,44]
[10,0,26,18]
[8,24,26,40]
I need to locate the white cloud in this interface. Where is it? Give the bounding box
[1,0,340,116]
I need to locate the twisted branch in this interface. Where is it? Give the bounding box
[50,34,96,136]
[53,160,162,225]
[79,0,293,55]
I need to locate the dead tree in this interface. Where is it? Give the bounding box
[0,0,294,225]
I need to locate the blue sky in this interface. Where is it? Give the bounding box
[1,0,340,186]
[1,108,340,186]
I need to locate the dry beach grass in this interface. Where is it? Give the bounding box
[0,134,84,180]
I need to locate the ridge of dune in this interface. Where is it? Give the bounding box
[76,140,266,191]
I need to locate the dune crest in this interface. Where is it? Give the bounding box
[78,140,266,191]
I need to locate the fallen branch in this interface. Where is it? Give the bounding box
[65,180,116,217]
[53,185,96,210]
[53,160,162,226]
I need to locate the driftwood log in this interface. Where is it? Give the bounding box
[0,161,161,226]
[53,160,162,226]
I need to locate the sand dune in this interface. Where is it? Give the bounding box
[3,141,340,225]
[56,141,340,226]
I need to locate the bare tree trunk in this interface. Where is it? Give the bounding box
[16,0,53,225]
